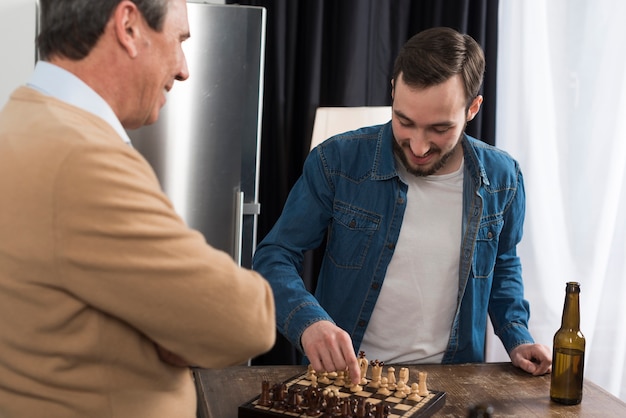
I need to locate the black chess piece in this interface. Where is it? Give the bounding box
[286,387,302,413]
[271,383,287,411]
[257,380,271,407]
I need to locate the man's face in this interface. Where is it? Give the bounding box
[134,0,190,127]
[391,73,482,177]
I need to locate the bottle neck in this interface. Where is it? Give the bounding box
[561,287,581,329]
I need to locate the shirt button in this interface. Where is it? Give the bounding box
[349,220,356,228]
[358,320,366,327]
[487,231,493,239]
[387,242,395,250]
[398,197,405,204]
[371,282,380,290]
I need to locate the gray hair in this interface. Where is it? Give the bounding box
[37,0,169,60]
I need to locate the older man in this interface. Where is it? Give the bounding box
[0,1,275,417]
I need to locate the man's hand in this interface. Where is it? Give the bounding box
[301,320,361,383]
[510,343,552,375]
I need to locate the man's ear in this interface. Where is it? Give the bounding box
[466,95,483,121]
[113,0,142,58]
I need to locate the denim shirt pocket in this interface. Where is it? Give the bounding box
[472,219,504,279]
[327,202,381,269]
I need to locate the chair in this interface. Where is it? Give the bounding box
[310,106,391,150]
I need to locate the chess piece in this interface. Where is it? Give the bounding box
[418,371,429,396]
[323,394,341,417]
[369,360,383,388]
[394,380,408,398]
[272,383,287,411]
[375,403,390,418]
[355,398,367,418]
[376,377,391,396]
[258,380,272,407]
[310,373,318,388]
[407,383,422,402]
[334,369,346,387]
[398,367,409,386]
[350,381,363,393]
[306,364,316,380]
[340,398,352,417]
[344,372,352,389]
[318,371,331,385]
[358,351,369,385]
[286,387,302,413]
[386,366,397,390]
[305,387,323,416]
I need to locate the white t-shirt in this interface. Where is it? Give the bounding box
[359,158,464,363]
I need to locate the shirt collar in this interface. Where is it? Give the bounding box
[26,61,132,145]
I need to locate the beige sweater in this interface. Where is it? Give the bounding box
[0,87,275,417]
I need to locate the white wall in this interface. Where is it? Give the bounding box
[0,0,37,108]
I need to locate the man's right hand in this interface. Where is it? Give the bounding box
[300,320,361,384]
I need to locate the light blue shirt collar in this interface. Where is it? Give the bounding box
[27,61,132,145]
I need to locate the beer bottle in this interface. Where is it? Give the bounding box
[550,282,585,405]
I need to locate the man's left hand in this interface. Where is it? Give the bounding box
[509,343,552,375]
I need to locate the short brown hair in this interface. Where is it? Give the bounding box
[392,27,485,108]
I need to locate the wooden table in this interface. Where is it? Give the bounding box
[193,362,626,417]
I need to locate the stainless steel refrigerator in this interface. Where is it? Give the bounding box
[128,2,266,269]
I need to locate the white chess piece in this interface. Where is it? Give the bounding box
[418,371,429,396]
[386,366,397,390]
[376,377,391,396]
[394,380,408,398]
[407,383,422,402]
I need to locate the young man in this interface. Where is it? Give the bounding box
[253,27,551,384]
[0,1,275,417]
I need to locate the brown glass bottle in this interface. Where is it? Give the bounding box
[550,282,586,405]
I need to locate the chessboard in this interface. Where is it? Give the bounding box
[238,362,446,418]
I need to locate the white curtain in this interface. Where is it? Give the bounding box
[488,0,626,402]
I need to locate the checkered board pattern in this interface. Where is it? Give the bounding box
[238,371,446,418]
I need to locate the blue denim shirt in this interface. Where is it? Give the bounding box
[253,122,535,364]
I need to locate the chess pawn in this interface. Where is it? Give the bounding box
[350,381,363,393]
[343,372,352,389]
[306,364,316,380]
[334,369,346,387]
[376,377,391,396]
[407,383,422,402]
[386,366,397,390]
[418,371,429,396]
[310,373,318,388]
[318,371,331,385]
[394,380,408,398]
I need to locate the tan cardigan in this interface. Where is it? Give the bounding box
[0,88,275,417]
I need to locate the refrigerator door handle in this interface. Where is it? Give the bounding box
[234,192,261,266]
[234,191,245,266]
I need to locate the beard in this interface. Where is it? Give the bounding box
[392,131,463,177]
